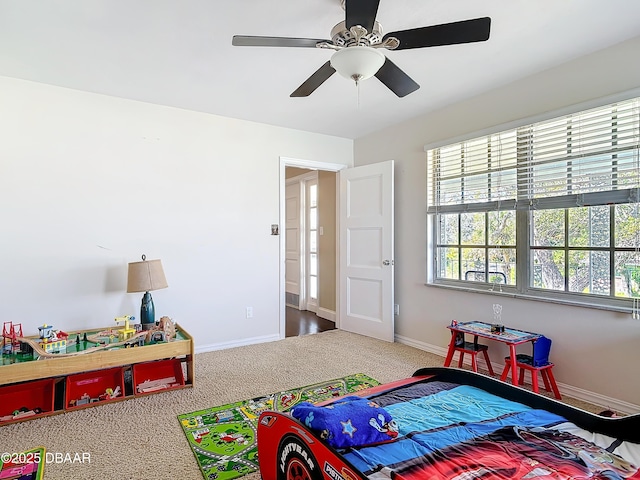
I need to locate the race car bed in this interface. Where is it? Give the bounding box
[257,367,640,480]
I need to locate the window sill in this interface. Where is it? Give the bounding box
[425,281,636,315]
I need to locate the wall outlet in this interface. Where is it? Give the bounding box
[246,307,253,319]
[394,304,399,315]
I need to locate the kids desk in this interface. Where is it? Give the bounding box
[444,320,540,385]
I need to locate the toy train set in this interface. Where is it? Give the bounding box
[1,316,176,361]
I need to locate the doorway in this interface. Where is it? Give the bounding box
[284,166,337,336]
[279,157,395,342]
[280,157,346,338]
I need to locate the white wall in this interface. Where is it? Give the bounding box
[0,76,353,350]
[354,35,640,410]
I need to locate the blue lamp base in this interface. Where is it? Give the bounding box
[140,291,155,331]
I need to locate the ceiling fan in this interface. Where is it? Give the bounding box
[232,0,491,98]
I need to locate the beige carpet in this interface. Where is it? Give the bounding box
[1,330,603,480]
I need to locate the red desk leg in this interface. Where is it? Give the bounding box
[509,345,518,385]
[444,333,457,367]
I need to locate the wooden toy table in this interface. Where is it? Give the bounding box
[0,323,194,425]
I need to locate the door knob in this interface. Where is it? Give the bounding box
[383,260,394,266]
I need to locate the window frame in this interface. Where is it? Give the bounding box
[426,92,640,313]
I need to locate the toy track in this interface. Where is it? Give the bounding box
[15,331,149,359]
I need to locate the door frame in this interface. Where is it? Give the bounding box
[279,156,347,339]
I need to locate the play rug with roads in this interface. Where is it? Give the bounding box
[178,373,380,480]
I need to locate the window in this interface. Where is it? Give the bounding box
[427,97,640,311]
[307,180,319,308]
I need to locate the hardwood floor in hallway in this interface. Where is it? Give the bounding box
[286,306,336,337]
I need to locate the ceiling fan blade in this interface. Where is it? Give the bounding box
[232,35,328,48]
[374,57,419,97]
[384,17,491,50]
[290,61,336,97]
[345,0,380,32]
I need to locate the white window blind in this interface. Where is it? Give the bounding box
[427,98,640,214]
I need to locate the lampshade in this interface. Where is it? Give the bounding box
[330,46,385,82]
[126,257,168,293]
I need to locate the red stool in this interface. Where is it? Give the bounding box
[453,337,495,375]
[500,336,561,399]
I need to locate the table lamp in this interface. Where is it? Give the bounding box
[126,254,168,330]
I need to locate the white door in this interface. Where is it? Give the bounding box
[339,160,394,342]
[285,180,301,308]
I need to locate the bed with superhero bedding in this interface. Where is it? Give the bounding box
[256,367,640,480]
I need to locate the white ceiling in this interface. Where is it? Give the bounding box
[2,1,640,139]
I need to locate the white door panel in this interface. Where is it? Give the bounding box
[348,228,383,267]
[347,277,382,320]
[339,160,394,342]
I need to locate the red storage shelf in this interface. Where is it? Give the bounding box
[66,367,124,409]
[0,378,55,422]
[133,358,184,395]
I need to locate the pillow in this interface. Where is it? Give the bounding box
[290,395,398,448]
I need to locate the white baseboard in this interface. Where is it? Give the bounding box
[395,334,640,415]
[317,307,336,322]
[195,333,280,354]
[557,383,640,415]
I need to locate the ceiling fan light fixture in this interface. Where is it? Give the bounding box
[330,46,385,83]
